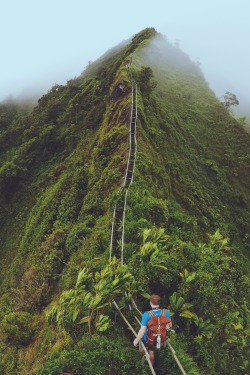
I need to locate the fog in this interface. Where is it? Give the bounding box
[1,0,249,117]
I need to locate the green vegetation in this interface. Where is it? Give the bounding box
[0,27,249,374]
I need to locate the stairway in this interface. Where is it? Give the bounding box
[110,80,137,262]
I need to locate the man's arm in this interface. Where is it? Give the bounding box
[133,325,147,346]
[165,310,172,328]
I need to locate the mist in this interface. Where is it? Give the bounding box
[1,0,249,120]
[139,32,250,120]
[0,57,91,105]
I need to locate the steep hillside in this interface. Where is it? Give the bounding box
[0,28,249,374]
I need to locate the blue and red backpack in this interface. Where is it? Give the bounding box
[146,309,171,348]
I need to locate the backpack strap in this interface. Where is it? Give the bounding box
[147,311,155,318]
[148,310,166,318]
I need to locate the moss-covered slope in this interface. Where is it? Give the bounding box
[0,28,249,374]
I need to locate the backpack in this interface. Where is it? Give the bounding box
[146,309,171,348]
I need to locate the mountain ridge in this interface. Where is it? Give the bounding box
[0,27,249,374]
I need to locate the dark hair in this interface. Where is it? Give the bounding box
[150,294,161,306]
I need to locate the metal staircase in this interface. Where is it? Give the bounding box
[109,73,137,264]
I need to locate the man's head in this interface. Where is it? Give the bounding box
[150,294,161,308]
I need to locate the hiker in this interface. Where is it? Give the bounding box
[133,294,172,365]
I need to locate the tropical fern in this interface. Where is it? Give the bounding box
[46,257,144,334]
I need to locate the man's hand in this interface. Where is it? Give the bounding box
[133,338,138,346]
[133,326,146,347]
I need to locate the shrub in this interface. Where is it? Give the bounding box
[0,311,37,346]
[37,334,150,375]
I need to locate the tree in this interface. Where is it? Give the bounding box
[222,91,239,109]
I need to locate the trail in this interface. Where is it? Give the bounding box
[110,57,187,375]
[109,61,137,264]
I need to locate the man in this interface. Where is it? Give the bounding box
[133,294,172,365]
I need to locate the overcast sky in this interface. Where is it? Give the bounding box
[1,0,249,114]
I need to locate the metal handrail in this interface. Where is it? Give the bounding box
[113,300,156,375]
[120,84,137,260]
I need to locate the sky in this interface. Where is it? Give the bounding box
[1,0,250,115]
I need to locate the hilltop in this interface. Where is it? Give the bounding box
[0,28,249,374]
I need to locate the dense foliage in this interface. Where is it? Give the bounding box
[0,28,249,374]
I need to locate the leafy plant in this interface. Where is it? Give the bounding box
[47,257,146,334]
[169,292,194,319]
[192,314,215,340]
[139,227,170,269]
[179,269,196,294]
